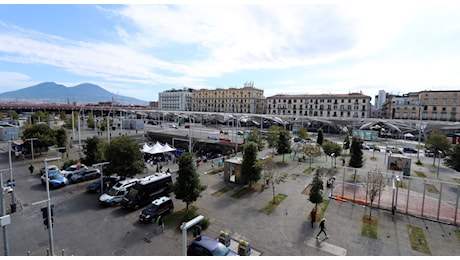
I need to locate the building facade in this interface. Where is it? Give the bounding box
[265,92,372,118]
[158,88,193,111]
[382,90,460,122]
[192,82,265,114]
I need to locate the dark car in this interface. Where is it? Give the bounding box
[86,176,120,193]
[187,235,239,256]
[139,196,174,223]
[403,147,418,154]
[71,168,101,183]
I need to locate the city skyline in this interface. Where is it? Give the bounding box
[1,2,460,104]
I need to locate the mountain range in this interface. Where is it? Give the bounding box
[0,82,149,106]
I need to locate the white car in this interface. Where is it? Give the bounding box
[98,178,139,207]
[61,164,87,180]
[40,165,60,175]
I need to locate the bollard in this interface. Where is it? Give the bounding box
[27,251,30,256]
[46,248,49,256]
[62,249,65,256]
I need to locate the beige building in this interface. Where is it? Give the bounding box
[266,92,372,118]
[382,90,460,121]
[192,82,265,114]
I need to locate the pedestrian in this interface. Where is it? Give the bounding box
[342,158,345,166]
[156,215,164,233]
[211,160,214,169]
[310,208,316,228]
[29,164,34,175]
[316,218,328,239]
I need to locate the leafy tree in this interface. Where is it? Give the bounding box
[87,112,96,130]
[31,110,48,123]
[267,125,281,154]
[55,127,67,151]
[317,128,324,146]
[425,130,451,165]
[297,127,308,140]
[256,156,288,204]
[276,129,292,162]
[22,124,56,153]
[60,111,66,120]
[302,143,323,169]
[247,129,264,151]
[7,110,19,120]
[83,136,107,167]
[363,167,385,219]
[444,145,460,172]
[64,111,78,129]
[241,141,261,187]
[321,141,342,157]
[349,136,364,168]
[172,152,207,210]
[343,135,350,151]
[309,167,324,208]
[104,135,144,178]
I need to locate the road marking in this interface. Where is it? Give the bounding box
[305,238,347,256]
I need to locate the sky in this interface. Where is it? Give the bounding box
[1,1,460,104]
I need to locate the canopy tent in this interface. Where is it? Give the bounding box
[142,142,177,155]
[403,133,415,138]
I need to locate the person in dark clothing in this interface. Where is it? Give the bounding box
[29,164,34,175]
[310,208,316,228]
[316,218,328,239]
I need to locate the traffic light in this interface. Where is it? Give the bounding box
[41,205,54,229]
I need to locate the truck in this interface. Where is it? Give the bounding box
[121,172,172,210]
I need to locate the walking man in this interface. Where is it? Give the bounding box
[310,208,316,228]
[28,164,34,175]
[316,218,328,239]
[156,215,165,233]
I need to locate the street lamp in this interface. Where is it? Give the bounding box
[436,150,442,179]
[7,133,18,213]
[43,157,61,256]
[0,169,11,256]
[331,153,335,169]
[92,162,110,194]
[25,138,38,164]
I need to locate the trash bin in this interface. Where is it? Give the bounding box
[218,231,231,247]
[238,240,251,256]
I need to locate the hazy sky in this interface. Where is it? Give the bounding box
[1,1,459,104]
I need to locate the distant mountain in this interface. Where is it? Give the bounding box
[0,82,149,106]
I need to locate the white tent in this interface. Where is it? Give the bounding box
[404,133,415,138]
[161,143,176,153]
[141,142,176,155]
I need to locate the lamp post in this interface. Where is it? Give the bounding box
[51,147,65,168]
[43,157,61,256]
[436,151,442,179]
[92,162,110,194]
[26,138,38,164]
[331,153,335,169]
[7,133,17,213]
[417,103,423,161]
[0,169,10,256]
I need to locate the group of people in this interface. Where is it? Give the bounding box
[310,208,328,240]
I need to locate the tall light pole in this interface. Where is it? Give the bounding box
[7,133,18,213]
[0,169,10,256]
[43,157,61,256]
[417,102,423,162]
[331,153,335,169]
[92,162,110,194]
[436,151,442,179]
[51,147,65,168]
[26,138,38,164]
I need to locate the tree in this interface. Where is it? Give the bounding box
[31,110,48,124]
[83,136,107,167]
[277,129,291,162]
[363,167,385,219]
[267,125,281,154]
[172,152,207,210]
[7,110,19,120]
[444,145,460,172]
[317,129,324,146]
[349,136,364,168]
[321,141,342,157]
[247,129,264,151]
[55,127,67,151]
[309,167,324,209]
[302,143,323,169]
[87,112,96,130]
[343,135,350,151]
[297,127,308,140]
[22,124,56,154]
[425,130,451,165]
[256,156,288,204]
[104,136,144,179]
[241,141,262,187]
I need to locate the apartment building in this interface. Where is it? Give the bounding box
[158,88,193,111]
[192,82,265,114]
[382,90,460,121]
[266,92,371,118]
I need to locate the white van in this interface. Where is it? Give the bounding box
[98,178,138,207]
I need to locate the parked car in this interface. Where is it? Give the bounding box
[219,137,231,142]
[187,235,239,256]
[237,130,244,135]
[403,147,418,154]
[98,178,139,207]
[184,124,190,128]
[139,196,174,223]
[86,176,121,193]
[61,164,88,180]
[40,165,60,175]
[386,147,403,154]
[362,144,371,150]
[425,150,445,158]
[71,168,101,183]
[207,136,218,140]
[41,172,69,189]
[169,124,177,129]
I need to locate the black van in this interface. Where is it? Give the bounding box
[121,172,172,210]
[139,196,174,223]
